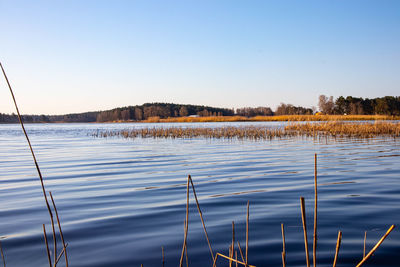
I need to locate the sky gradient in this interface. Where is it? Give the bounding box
[1,0,399,115]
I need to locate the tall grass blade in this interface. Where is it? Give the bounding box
[300,197,310,267]
[0,240,5,267]
[356,225,395,267]
[189,176,214,262]
[179,176,190,267]
[49,192,68,267]
[332,231,342,267]
[313,153,318,267]
[0,62,58,265]
[42,224,52,267]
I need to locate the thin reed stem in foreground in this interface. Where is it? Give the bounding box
[356,225,395,267]
[281,223,286,267]
[237,242,245,264]
[55,244,68,265]
[189,176,214,262]
[230,221,235,267]
[179,176,190,267]
[162,246,165,267]
[212,253,218,267]
[300,197,310,267]
[42,224,52,267]
[313,154,317,267]
[245,201,249,266]
[49,195,57,266]
[332,231,342,267]
[214,253,256,267]
[1,62,58,266]
[185,229,189,267]
[49,192,68,267]
[236,251,238,267]
[363,231,367,258]
[0,240,5,267]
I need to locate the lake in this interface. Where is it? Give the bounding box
[0,122,399,266]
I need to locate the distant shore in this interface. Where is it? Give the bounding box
[134,114,400,123]
[1,114,400,124]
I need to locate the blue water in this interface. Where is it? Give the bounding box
[0,122,399,266]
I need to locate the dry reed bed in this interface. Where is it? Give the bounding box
[141,114,400,123]
[95,122,400,140]
[95,126,289,140]
[285,121,400,138]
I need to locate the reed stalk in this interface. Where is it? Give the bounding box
[363,231,367,258]
[214,253,256,267]
[162,246,165,267]
[185,233,189,267]
[300,197,310,267]
[189,176,214,262]
[332,231,342,267]
[1,63,58,266]
[281,223,286,267]
[49,192,68,267]
[236,251,238,267]
[237,242,245,263]
[313,153,317,267]
[229,247,232,267]
[179,176,190,267]
[356,225,395,267]
[0,240,5,267]
[230,221,235,267]
[55,243,69,265]
[212,253,218,267]
[246,201,249,266]
[42,224,52,267]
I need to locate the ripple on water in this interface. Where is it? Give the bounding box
[0,123,399,266]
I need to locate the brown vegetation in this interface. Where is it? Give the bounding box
[96,122,400,140]
[285,121,400,138]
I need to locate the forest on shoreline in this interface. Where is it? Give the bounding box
[1,95,400,123]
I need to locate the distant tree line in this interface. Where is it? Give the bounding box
[274,103,313,115]
[95,103,235,122]
[1,96,399,123]
[0,103,235,123]
[0,112,99,123]
[235,107,273,116]
[319,95,400,115]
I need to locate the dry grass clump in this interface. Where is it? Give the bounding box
[95,122,400,141]
[139,114,400,123]
[285,121,400,138]
[96,126,289,140]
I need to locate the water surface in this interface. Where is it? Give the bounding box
[0,122,399,266]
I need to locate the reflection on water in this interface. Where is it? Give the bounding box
[0,122,399,266]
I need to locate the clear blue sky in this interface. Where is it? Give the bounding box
[1,0,399,115]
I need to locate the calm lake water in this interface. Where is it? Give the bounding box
[0,122,399,267]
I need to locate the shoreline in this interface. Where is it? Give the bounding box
[1,114,400,124]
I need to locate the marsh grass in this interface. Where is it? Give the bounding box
[285,121,400,138]
[95,121,400,141]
